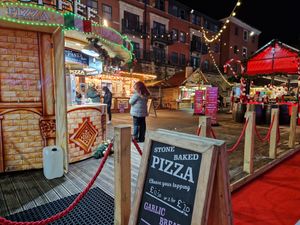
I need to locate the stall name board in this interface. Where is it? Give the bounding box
[194,90,204,114]
[93,26,123,45]
[0,3,64,24]
[137,141,201,224]
[205,87,218,125]
[17,0,97,19]
[65,50,88,65]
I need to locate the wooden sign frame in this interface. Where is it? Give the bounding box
[129,129,232,225]
[147,98,157,117]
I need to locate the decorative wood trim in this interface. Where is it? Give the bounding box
[0,103,42,109]
[39,116,56,147]
[69,117,98,153]
[40,33,55,116]
[0,116,4,173]
[67,106,104,114]
[53,28,68,171]
[0,108,42,116]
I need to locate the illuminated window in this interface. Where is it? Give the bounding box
[102,4,112,20]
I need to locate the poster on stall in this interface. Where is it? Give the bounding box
[205,87,218,125]
[194,90,204,114]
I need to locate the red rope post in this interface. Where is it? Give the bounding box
[196,126,202,136]
[210,127,217,139]
[132,138,143,156]
[0,141,114,225]
[227,119,249,153]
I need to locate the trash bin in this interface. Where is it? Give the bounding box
[43,146,64,180]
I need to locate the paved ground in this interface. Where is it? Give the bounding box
[108,108,299,182]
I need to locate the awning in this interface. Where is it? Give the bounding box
[245,39,300,76]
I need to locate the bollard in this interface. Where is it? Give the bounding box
[243,111,255,174]
[269,109,279,159]
[198,116,211,137]
[114,125,131,225]
[288,105,297,148]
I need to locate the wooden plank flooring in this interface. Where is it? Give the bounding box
[0,143,142,217]
[0,110,299,218]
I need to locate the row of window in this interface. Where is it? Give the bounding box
[234,27,256,43]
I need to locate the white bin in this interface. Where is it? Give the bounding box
[43,146,64,180]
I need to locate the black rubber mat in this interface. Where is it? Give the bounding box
[6,187,114,225]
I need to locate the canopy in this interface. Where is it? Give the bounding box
[245,39,300,76]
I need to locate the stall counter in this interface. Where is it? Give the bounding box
[67,104,107,163]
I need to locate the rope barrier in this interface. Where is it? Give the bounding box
[254,115,275,142]
[227,119,249,153]
[0,140,114,225]
[210,127,217,139]
[277,125,281,144]
[132,138,143,156]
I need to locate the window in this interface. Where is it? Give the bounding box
[243,30,249,41]
[202,60,209,71]
[252,36,256,43]
[192,14,201,26]
[153,21,166,35]
[202,44,208,54]
[204,19,210,30]
[153,48,166,63]
[213,24,218,32]
[155,0,165,11]
[242,47,248,58]
[179,9,186,20]
[171,52,178,64]
[191,56,200,68]
[87,0,98,10]
[234,26,239,36]
[171,29,178,41]
[102,4,112,20]
[191,35,201,52]
[132,42,140,59]
[170,5,178,16]
[180,54,186,65]
[234,45,238,54]
[124,11,139,30]
[179,31,186,43]
[214,43,219,53]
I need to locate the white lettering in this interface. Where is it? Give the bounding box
[151,156,194,184]
[87,7,97,20]
[58,0,68,10]
[74,1,86,15]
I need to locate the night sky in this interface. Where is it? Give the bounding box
[178,0,300,48]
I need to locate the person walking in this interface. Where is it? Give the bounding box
[129,81,150,143]
[103,86,112,124]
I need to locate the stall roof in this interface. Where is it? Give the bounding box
[245,39,300,76]
[145,71,186,88]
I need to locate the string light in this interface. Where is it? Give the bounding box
[201,0,242,43]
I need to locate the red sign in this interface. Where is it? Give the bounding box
[205,87,218,125]
[194,90,204,114]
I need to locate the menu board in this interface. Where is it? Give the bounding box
[194,90,204,114]
[205,87,218,125]
[136,141,202,225]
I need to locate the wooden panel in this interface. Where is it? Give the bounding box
[40,33,55,116]
[0,116,4,172]
[53,28,68,171]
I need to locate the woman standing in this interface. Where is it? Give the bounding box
[129,81,150,143]
[103,86,112,124]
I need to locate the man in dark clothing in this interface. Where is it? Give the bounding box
[103,86,112,124]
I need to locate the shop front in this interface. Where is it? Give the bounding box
[0,0,133,172]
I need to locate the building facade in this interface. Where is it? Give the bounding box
[220,17,261,75]
[95,0,260,80]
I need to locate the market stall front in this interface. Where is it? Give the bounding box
[0,0,134,172]
[233,39,300,124]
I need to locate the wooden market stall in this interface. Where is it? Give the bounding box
[0,0,133,172]
[233,39,300,124]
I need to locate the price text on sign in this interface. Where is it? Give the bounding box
[137,141,202,225]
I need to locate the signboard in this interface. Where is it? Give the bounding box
[205,87,218,125]
[0,3,64,25]
[10,0,98,19]
[194,90,204,114]
[93,25,124,45]
[65,49,89,65]
[129,130,232,225]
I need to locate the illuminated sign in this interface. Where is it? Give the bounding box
[93,26,123,45]
[15,0,97,20]
[65,49,89,65]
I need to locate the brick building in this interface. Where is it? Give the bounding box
[96,0,222,79]
[220,17,261,75]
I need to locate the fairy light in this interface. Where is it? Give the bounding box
[201,0,242,43]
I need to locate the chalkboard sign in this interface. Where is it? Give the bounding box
[129,130,231,225]
[137,140,201,224]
